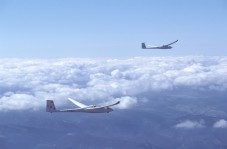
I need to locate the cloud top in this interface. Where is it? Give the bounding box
[0,56,227,111]
[175,120,205,129]
[213,119,227,128]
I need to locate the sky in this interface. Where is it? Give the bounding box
[1,1,227,148]
[0,0,227,58]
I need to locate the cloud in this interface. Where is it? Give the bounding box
[0,56,227,111]
[0,93,40,111]
[113,96,137,109]
[175,120,205,129]
[213,119,227,128]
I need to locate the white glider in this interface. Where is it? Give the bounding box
[142,40,178,49]
[46,98,120,113]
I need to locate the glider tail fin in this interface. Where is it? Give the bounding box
[46,100,57,113]
[142,42,146,49]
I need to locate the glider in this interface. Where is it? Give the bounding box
[142,40,178,49]
[46,98,120,113]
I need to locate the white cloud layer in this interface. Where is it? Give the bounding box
[175,120,205,129]
[213,119,227,128]
[0,56,227,111]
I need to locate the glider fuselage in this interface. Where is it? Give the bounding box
[46,99,119,113]
[56,107,113,113]
[141,40,178,49]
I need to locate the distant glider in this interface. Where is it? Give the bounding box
[46,98,120,113]
[142,40,178,49]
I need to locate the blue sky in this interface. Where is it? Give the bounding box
[1,1,227,148]
[0,0,227,58]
